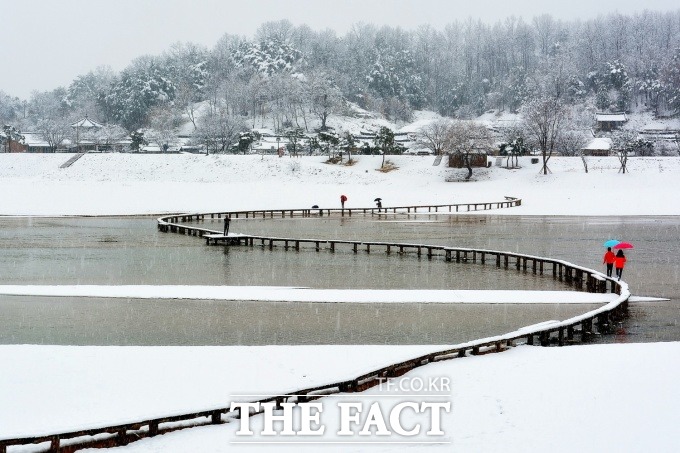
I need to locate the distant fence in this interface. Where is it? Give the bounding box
[1,197,632,453]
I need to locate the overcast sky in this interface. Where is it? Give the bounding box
[1,0,678,99]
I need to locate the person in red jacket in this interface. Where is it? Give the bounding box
[614,249,627,281]
[603,247,616,277]
[340,194,347,209]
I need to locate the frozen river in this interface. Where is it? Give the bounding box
[0,214,677,345]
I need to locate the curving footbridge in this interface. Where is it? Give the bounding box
[1,197,631,453]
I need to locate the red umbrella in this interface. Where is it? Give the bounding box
[613,242,634,249]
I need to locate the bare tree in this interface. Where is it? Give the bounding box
[522,95,567,175]
[198,108,246,153]
[174,82,200,130]
[444,120,493,180]
[417,119,451,155]
[533,14,557,57]
[37,117,73,152]
[148,107,178,152]
[307,72,343,131]
[557,130,590,174]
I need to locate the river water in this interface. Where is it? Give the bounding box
[0,214,677,345]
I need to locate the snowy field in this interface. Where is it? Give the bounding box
[1,152,678,451]
[79,342,677,453]
[1,153,680,216]
[0,344,445,438]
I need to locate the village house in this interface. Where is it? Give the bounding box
[22,133,54,153]
[1,135,27,152]
[582,137,614,156]
[448,151,489,168]
[595,112,628,132]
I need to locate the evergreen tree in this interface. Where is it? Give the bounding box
[317,130,339,158]
[129,131,146,151]
[375,126,396,167]
[105,59,175,131]
[2,125,24,153]
[238,130,260,154]
[339,130,356,162]
[284,127,305,157]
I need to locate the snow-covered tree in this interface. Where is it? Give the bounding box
[237,130,260,155]
[636,68,663,115]
[0,91,24,124]
[38,117,72,152]
[367,47,425,109]
[233,39,302,76]
[67,66,116,121]
[147,107,179,152]
[2,125,24,153]
[104,57,175,131]
[663,48,680,114]
[339,130,356,162]
[89,124,128,151]
[375,126,396,168]
[317,130,339,159]
[129,131,146,152]
[284,127,305,157]
[499,134,529,168]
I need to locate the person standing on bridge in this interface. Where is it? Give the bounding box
[223,215,231,236]
[340,194,347,209]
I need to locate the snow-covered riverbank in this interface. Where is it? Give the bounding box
[102,342,679,453]
[1,154,680,216]
[2,342,677,452]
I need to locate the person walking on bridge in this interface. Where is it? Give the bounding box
[603,247,615,277]
[614,249,627,281]
[340,194,347,209]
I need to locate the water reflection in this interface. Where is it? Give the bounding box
[0,296,599,346]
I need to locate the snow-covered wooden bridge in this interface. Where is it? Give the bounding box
[0,197,632,453]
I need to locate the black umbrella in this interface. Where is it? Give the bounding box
[374,197,382,202]
[312,205,319,209]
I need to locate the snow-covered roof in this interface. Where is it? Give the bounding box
[21,133,50,147]
[71,118,105,129]
[596,112,627,122]
[583,137,613,150]
[253,128,275,137]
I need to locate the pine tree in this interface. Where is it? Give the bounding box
[375,126,395,168]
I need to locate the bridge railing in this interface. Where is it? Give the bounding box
[156,197,522,227]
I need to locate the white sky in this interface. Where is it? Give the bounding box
[1,0,679,99]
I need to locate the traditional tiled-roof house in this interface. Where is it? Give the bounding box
[582,137,613,156]
[595,112,628,132]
